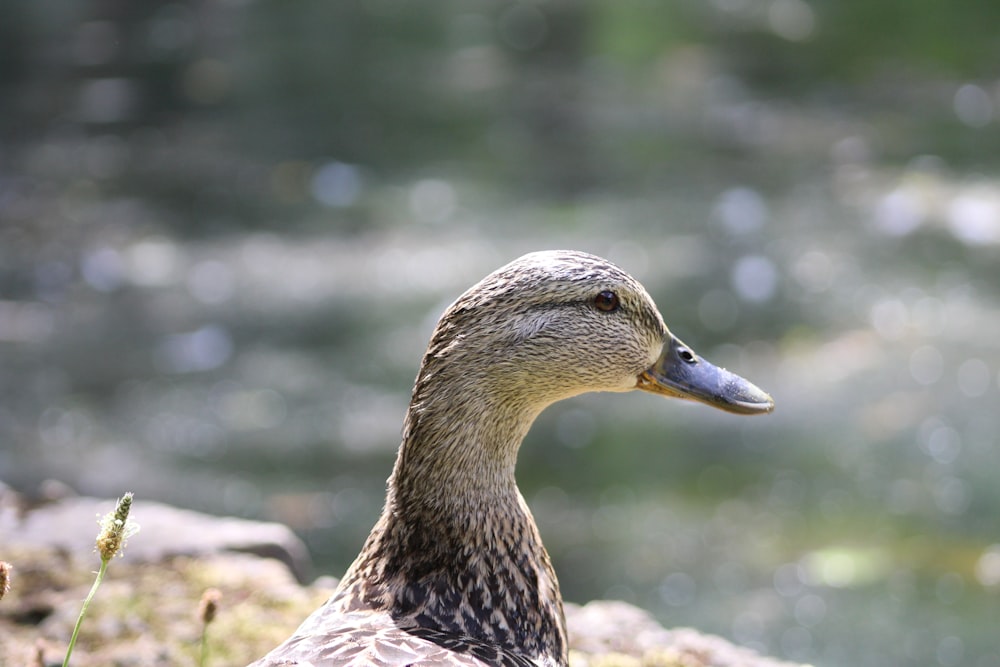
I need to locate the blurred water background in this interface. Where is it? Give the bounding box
[2,2,1000,666]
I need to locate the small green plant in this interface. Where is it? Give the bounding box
[198,587,222,667]
[63,492,139,667]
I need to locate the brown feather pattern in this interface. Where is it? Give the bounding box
[250,251,675,667]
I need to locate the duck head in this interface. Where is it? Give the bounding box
[420,250,774,417]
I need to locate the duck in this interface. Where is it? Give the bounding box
[249,250,774,667]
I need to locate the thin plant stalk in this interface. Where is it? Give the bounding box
[200,624,209,667]
[62,558,109,667]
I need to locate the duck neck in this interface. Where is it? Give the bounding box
[335,390,567,665]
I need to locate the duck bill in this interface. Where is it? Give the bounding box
[637,336,774,415]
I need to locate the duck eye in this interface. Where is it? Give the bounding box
[593,290,620,312]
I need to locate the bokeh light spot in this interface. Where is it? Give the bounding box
[731,255,778,303]
[921,422,961,465]
[874,188,924,236]
[81,247,125,292]
[768,0,816,41]
[713,187,768,235]
[127,237,179,287]
[312,162,363,208]
[953,84,994,128]
[974,545,1000,587]
[155,325,234,373]
[946,190,1000,245]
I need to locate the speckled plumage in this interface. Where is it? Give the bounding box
[250,251,773,667]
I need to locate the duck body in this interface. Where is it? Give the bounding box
[250,250,773,667]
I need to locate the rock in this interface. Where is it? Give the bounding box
[565,601,803,667]
[565,600,674,656]
[0,495,312,581]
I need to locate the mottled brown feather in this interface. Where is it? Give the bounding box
[250,251,672,667]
